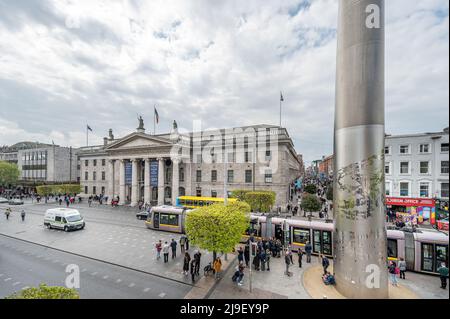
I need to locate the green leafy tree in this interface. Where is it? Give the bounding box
[301,194,321,214]
[244,191,276,212]
[230,189,249,201]
[0,161,20,187]
[185,201,251,261]
[6,284,79,299]
[304,184,317,194]
[36,184,81,196]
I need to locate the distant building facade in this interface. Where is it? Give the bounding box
[77,123,302,208]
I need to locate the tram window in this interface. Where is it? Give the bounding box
[293,228,310,245]
[322,231,332,255]
[160,214,179,226]
[421,243,434,272]
[387,239,398,258]
[313,230,321,253]
[435,245,448,272]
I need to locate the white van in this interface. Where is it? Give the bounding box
[44,208,85,232]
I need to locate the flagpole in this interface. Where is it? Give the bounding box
[153,105,156,135]
[279,92,282,127]
[86,124,88,147]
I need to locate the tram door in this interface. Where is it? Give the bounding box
[275,225,283,242]
[153,212,160,229]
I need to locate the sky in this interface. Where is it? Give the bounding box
[0,0,448,165]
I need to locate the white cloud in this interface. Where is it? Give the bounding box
[0,0,448,165]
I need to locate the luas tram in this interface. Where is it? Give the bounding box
[145,206,449,275]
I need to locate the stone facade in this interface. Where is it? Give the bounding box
[77,124,302,208]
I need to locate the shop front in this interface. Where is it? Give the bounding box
[386,197,436,226]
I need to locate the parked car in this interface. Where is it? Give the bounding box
[0,197,9,203]
[8,198,24,205]
[136,211,149,220]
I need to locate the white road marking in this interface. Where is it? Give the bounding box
[4,278,12,282]
[12,281,21,286]
[128,283,135,287]
[143,288,150,292]
[103,275,109,279]
[91,272,98,276]
[159,292,166,298]
[116,279,122,283]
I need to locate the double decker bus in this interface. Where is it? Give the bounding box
[175,196,237,209]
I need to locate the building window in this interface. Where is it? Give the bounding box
[84,186,88,194]
[85,160,88,167]
[420,162,430,174]
[93,172,97,181]
[102,171,105,181]
[385,162,391,175]
[441,143,449,153]
[441,183,449,198]
[196,154,202,164]
[265,170,273,184]
[400,182,409,197]
[211,170,217,182]
[400,162,409,174]
[245,170,252,183]
[101,186,105,194]
[265,150,272,161]
[441,161,449,174]
[419,144,430,154]
[85,172,88,181]
[384,146,391,155]
[102,159,106,166]
[419,182,430,198]
[385,182,391,196]
[400,145,410,154]
[227,152,235,163]
[93,159,97,166]
[92,186,96,195]
[227,170,234,183]
[196,170,202,182]
[179,167,184,182]
[211,190,217,198]
[196,188,202,197]
[245,152,251,163]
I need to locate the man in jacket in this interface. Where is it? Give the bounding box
[305,241,312,263]
[170,239,177,259]
[322,255,330,275]
[284,252,292,276]
[438,263,448,289]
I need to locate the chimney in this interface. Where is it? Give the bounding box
[103,137,108,146]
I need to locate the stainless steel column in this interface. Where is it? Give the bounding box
[118,159,126,205]
[333,0,388,298]
[157,157,165,205]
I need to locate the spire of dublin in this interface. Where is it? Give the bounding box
[333,0,389,298]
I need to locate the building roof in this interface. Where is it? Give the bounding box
[0,141,54,153]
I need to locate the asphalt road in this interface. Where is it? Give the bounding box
[0,234,192,299]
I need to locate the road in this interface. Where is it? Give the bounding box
[0,234,191,299]
[0,201,212,299]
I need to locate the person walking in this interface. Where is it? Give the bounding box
[179,235,186,254]
[162,241,170,263]
[213,257,222,280]
[322,255,330,275]
[190,259,197,283]
[183,252,191,276]
[260,249,266,271]
[437,263,448,289]
[170,239,177,259]
[5,208,11,220]
[305,241,312,263]
[185,236,190,251]
[298,249,303,268]
[155,240,162,260]
[237,247,244,265]
[194,251,201,276]
[284,251,292,276]
[388,261,398,287]
[266,249,271,271]
[20,209,26,222]
[398,257,407,280]
[244,245,250,267]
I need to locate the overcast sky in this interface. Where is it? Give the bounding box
[0,0,448,164]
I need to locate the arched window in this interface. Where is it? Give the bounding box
[165,187,172,199]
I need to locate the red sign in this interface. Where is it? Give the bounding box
[386,197,435,207]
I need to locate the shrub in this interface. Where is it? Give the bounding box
[304,184,317,194]
[301,193,321,213]
[6,284,79,299]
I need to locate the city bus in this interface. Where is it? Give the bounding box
[175,196,237,209]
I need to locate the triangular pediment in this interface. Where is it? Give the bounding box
[105,133,172,150]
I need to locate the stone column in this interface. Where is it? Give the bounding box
[108,159,115,198]
[334,0,387,298]
[157,157,165,205]
[172,158,180,205]
[144,158,151,205]
[131,159,139,206]
[118,159,126,205]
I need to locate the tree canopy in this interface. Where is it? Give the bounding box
[304,184,317,194]
[6,284,79,299]
[36,184,81,196]
[0,161,20,187]
[185,201,251,257]
[301,193,322,213]
[326,186,333,201]
[231,189,276,212]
